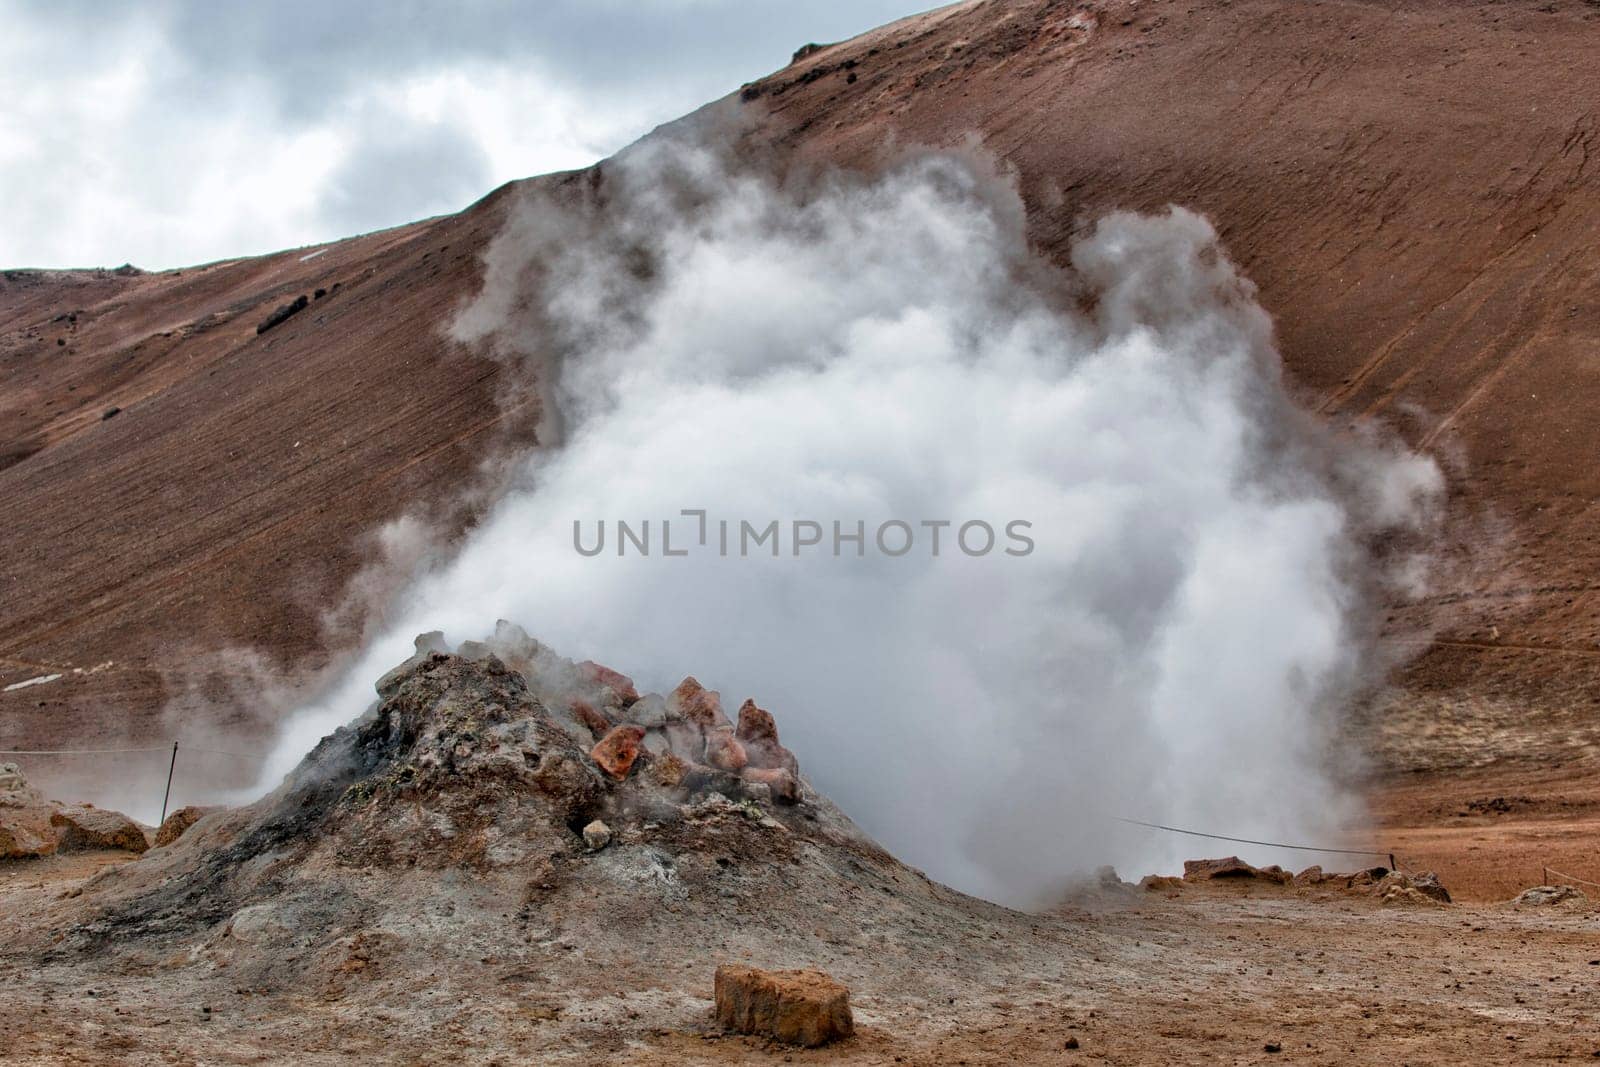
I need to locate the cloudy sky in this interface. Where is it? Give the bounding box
[0,0,923,271]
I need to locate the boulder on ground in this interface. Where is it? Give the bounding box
[648,751,689,789]
[1293,865,1324,885]
[664,718,706,761]
[487,619,542,672]
[154,805,221,848]
[568,700,612,740]
[255,293,309,335]
[1373,872,1447,907]
[741,766,800,804]
[734,698,778,742]
[50,805,149,853]
[714,965,854,1047]
[1140,875,1183,892]
[0,820,57,860]
[682,761,745,798]
[578,661,639,706]
[1410,871,1451,903]
[1512,884,1587,906]
[736,699,800,774]
[1340,867,1392,890]
[590,726,647,780]
[624,693,668,728]
[0,762,45,808]
[670,677,730,731]
[375,632,450,697]
[1182,856,1291,884]
[704,726,748,773]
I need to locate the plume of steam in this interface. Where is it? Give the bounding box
[258,132,1442,906]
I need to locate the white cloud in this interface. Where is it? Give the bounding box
[0,1,924,269]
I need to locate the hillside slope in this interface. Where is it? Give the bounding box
[5,0,1600,793]
[0,179,557,755]
[736,0,1600,730]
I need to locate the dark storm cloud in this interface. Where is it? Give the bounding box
[154,1,922,114]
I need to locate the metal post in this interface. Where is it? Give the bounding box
[159,740,178,826]
[1388,852,1396,872]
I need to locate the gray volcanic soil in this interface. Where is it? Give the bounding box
[2,648,1598,1064]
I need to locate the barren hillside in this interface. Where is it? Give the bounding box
[5,0,1600,845]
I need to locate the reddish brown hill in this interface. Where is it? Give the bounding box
[0,180,554,751]
[730,0,1600,771]
[4,0,1599,810]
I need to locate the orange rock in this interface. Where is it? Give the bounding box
[714,965,853,1047]
[153,805,220,848]
[1293,865,1325,886]
[1139,875,1183,892]
[578,661,639,706]
[0,820,57,860]
[670,677,729,730]
[590,725,647,780]
[704,727,748,773]
[735,699,778,743]
[735,699,798,774]
[741,766,800,804]
[569,699,613,740]
[50,806,149,853]
[1182,856,1291,884]
[650,752,690,789]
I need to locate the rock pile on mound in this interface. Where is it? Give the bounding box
[1511,885,1588,907]
[1,763,153,859]
[46,626,930,1006]
[378,622,806,807]
[1149,857,1451,905]
[0,761,45,809]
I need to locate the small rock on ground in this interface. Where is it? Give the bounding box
[582,820,612,850]
[714,964,853,1047]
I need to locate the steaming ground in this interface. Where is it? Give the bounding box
[260,135,1442,906]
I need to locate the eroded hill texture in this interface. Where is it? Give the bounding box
[4,0,1600,807]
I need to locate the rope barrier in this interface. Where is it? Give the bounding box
[1541,865,1600,890]
[0,747,173,755]
[0,745,265,760]
[0,750,1428,876]
[1,741,267,826]
[1112,816,1396,869]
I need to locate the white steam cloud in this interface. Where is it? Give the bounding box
[258,133,1442,906]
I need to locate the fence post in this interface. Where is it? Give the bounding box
[159,740,178,827]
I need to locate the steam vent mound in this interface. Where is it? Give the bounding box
[31,623,1039,1036]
